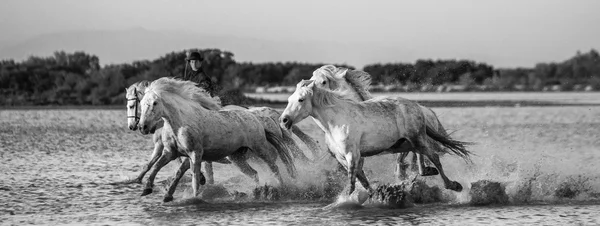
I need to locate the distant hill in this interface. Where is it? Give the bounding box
[0,28,411,68]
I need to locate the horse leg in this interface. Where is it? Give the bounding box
[414,137,462,192]
[163,158,191,202]
[417,152,439,176]
[345,150,360,196]
[229,148,259,184]
[253,143,285,186]
[355,157,373,193]
[204,161,215,185]
[189,148,205,197]
[141,149,177,196]
[427,152,462,192]
[395,152,410,180]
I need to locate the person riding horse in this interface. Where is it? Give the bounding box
[177,51,220,97]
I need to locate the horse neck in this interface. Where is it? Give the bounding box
[309,101,352,134]
[159,93,210,130]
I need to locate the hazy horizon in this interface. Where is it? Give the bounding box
[2,0,599,68]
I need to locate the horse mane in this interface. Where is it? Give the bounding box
[343,70,373,101]
[126,80,150,97]
[313,65,373,101]
[298,80,356,108]
[145,77,222,110]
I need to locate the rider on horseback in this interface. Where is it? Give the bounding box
[177,51,220,97]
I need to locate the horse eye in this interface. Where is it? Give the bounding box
[129,105,134,109]
[322,81,326,85]
[153,101,157,106]
[298,98,304,102]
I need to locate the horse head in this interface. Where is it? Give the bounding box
[125,81,149,131]
[138,89,162,135]
[280,80,316,130]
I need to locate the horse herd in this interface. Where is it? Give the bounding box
[120,65,473,204]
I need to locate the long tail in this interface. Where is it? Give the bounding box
[425,125,474,163]
[265,130,298,178]
[281,130,311,162]
[290,125,322,159]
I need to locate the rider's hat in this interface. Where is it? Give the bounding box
[185,51,203,61]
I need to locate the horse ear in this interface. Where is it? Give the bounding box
[306,80,316,88]
[334,68,349,79]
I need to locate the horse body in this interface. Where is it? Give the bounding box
[310,65,446,178]
[165,109,270,161]
[139,77,297,199]
[280,80,471,196]
[124,80,316,201]
[125,82,225,186]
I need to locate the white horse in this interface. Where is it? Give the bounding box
[123,81,227,188]
[280,80,471,196]
[124,81,319,201]
[310,65,446,179]
[137,77,298,201]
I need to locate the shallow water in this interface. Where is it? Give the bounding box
[1,107,600,225]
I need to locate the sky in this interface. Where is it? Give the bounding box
[1,0,599,68]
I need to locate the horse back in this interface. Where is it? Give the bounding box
[360,97,426,136]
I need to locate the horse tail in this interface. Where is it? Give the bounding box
[290,125,322,160]
[265,130,298,178]
[425,125,473,163]
[280,130,312,163]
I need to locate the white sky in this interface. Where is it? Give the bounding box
[1,0,599,67]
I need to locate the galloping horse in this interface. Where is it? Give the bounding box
[125,81,228,187]
[309,65,448,179]
[125,80,319,200]
[138,77,297,201]
[280,80,471,197]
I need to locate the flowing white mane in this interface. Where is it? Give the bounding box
[313,65,373,101]
[296,80,356,108]
[126,80,150,98]
[145,77,222,110]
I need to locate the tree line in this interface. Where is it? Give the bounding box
[0,48,598,106]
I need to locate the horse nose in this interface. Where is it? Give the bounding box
[281,116,289,124]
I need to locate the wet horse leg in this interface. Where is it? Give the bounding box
[344,149,361,196]
[163,158,191,202]
[414,138,462,192]
[252,143,285,186]
[140,149,178,196]
[427,153,462,191]
[416,152,439,176]
[204,162,214,185]
[132,137,164,183]
[355,157,374,193]
[395,152,410,180]
[415,142,440,177]
[229,148,259,184]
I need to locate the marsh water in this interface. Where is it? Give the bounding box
[2,102,600,225]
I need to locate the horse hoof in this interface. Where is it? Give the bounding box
[421,167,439,176]
[448,181,463,192]
[141,188,153,196]
[163,196,174,202]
